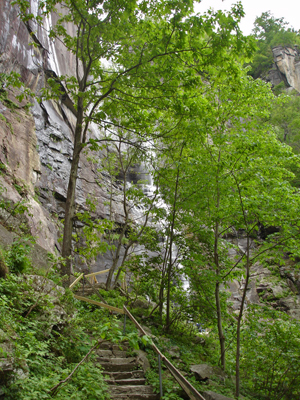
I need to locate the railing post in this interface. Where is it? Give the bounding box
[158,354,163,399]
[123,313,127,335]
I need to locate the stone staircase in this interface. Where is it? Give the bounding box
[75,283,105,297]
[96,341,159,400]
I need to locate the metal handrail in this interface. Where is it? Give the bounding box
[70,277,205,400]
[123,305,206,400]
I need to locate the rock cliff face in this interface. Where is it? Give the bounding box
[225,231,300,320]
[268,45,300,92]
[0,0,131,273]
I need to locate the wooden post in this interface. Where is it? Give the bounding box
[69,273,84,289]
[85,269,110,278]
[74,295,124,314]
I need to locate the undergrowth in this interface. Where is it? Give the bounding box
[0,248,143,400]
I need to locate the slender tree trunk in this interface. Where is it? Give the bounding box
[214,150,226,370]
[214,222,226,370]
[61,100,84,286]
[113,244,130,288]
[165,250,173,331]
[165,144,184,332]
[106,148,130,290]
[106,224,127,290]
[215,279,226,369]
[235,235,250,398]
[158,236,170,321]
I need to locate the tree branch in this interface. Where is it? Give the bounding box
[50,339,103,396]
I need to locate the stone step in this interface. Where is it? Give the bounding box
[106,378,146,386]
[96,349,128,358]
[106,370,145,380]
[112,344,129,353]
[98,341,129,352]
[109,385,157,396]
[97,357,136,364]
[113,350,128,357]
[96,341,158,399]
[96,349,112,357]
[109,394,159,400]
[100,361,140,372]
[99,341,113,350]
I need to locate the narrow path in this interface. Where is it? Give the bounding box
[96,341,159,400]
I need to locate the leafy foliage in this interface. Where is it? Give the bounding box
[269,92,300,186]
[5,237,34,274]
[234,306,300,400]
[0,251,141,399]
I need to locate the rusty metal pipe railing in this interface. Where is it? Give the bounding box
[123,305,206,400]
[70,278,205,400]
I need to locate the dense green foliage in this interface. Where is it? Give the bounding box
[269,92,300,186]
[0,252,146,399]
[238,306,300,399]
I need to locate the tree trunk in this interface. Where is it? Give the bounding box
[214,153,226,370]
[106,156,129,290]
[215,274,226,370]
[165,254,172,331]
[61,101,84,286]
[235,235,250,398]
[158,235,170,321]
[106,225,127,290]
[165,145,183,331]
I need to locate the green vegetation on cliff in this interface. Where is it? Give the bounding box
[249,11,300,78]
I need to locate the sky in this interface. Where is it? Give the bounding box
[194,0,300,36]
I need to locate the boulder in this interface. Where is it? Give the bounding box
[193,336,206,345]
[0,329,14,386]
[0,329,28,392]
[190,364,225,382]
[0,224,51,272]
[140,325,156,339]
[137,349,151,373]
[22,275,68,331]
[132,299,150,310]
[167,345,181,359]
[23,275,65,299]
[201,391,234,400]
[190,364,213,381]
